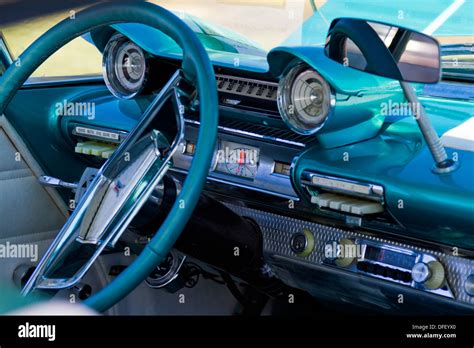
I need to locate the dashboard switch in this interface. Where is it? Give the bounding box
[290,229,314,258]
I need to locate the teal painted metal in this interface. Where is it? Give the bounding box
[87,21,270,73]
[0,0,471,311]
[0,2,218,312]
[292,98,474,250]
[6,86,105,187]
[268,46,406,147]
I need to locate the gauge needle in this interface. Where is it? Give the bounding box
[239,150,245,165]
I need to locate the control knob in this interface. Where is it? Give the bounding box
[411,261,445,289]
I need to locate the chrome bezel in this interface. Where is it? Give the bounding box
[102,33,148,99]
[277,63,335,135]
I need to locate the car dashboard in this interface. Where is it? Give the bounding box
[15,30,474,315]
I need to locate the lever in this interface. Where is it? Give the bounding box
[38,175,78,190]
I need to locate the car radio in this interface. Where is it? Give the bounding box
[323,239,453,298]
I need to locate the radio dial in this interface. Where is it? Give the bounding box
[411,262,431,283]
[411,261,445,289]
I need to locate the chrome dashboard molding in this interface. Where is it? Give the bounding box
[184,118,306,148]
[72,125,129,144]
[301,171,385,202]
[0,33,13,69]
[225,203,474,307]
[170,167,299,201]
[172,123,300,201]
[23,75,104,88]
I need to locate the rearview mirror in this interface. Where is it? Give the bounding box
[324,18,458,174]
[324,18,441,84]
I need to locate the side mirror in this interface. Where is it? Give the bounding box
[325,18,441,84]
[0,32,13,76]
[324,18,458,174]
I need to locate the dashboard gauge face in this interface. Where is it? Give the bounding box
[215,141,260,179]
[103,33,148,99]
[277,64,333,135]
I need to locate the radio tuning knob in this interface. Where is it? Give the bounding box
[334,239,356,267]
[411,261,445,289]
[412,262,431,283]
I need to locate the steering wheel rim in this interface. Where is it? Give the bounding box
[0,2,218,312]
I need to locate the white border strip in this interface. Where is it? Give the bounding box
[423,0,465,35]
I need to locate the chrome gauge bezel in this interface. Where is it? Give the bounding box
[102,33,148,99]
[277,63,335,135]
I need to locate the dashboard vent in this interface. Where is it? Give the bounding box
[216,74,278,101]
[215,74,279,115]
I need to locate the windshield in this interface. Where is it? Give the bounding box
[154,0,473,79]
[1,0,472,80]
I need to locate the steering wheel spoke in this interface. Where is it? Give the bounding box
[21,70,186,294]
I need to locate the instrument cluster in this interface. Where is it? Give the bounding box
[103,33,149,99]
[277,63,335,135]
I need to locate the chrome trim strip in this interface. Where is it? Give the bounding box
[23,75,104,87]
[184,118,305,148]
[301,171,384,202]
[72,125,128,143]
[170,167,299,201]
[0,34,13,66]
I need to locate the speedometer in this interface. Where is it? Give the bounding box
[277,64,334,135]
[103,33,148,99]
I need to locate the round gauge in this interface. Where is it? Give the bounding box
[277,64,333,135]
[215,141,260,179]
[224,147,258,178]
[103,33,148,99]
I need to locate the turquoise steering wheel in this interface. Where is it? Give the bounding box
[0,2,218,312]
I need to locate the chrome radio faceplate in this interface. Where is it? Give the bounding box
[322,239,454,299]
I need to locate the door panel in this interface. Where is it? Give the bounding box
[0,115,67,287]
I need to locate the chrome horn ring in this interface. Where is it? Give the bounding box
[22,70,185,295]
